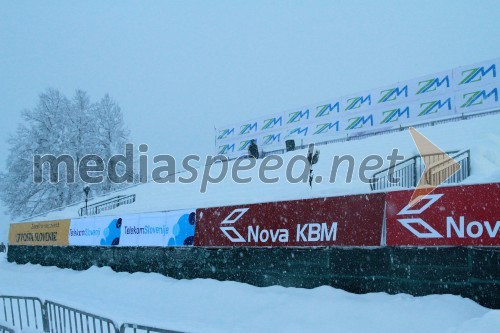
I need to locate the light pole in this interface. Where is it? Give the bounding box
[83,186,90,215]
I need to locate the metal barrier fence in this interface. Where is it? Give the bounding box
[119,323,183,333]
[369,150,472,191]
[426,150,471,186]
[0,296,184,333]
[78,194,136,217]
[0,324,15,333]
[46,301,117,333]
[258,109,499,160]
[0,296,46,333]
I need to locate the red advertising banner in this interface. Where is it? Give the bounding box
[194,193,385,247]
[385,183,500,246]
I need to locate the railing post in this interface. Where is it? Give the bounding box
[413,156,417,187]
[42,301,50,333]
[467,150,471,177]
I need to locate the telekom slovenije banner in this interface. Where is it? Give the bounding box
[194,193,386,247]
[385,183,500,246]
[69,209,196,247]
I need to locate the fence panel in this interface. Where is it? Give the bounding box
[45,301,117,333]
[369,150,471,191]
[120,323,184,333]
[0,324,15,333]
[427,150,470,186]
[79,194,136,217]
[0,296,46,333]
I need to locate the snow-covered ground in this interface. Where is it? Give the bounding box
[24,113,500,223]
[0,253,498,333]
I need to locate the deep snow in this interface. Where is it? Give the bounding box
[0,253,499,333]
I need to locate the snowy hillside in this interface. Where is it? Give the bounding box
[24,113,500,223]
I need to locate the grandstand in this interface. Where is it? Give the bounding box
[18,57,500,222]
[21,110,500,222]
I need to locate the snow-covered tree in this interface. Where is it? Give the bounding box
[0,88,132,219]
[91,94,131,193]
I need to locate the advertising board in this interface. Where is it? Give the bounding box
[385,183,500,246]
[195,194,386,247]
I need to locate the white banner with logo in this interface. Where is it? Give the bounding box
[215,58,499,156]
[406,70,453,100]
[452,58,499,89]
[455,83,500,114]
[69,209,196,247]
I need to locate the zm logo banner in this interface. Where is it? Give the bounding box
[262,133,281,146]
[459,64,496,85]
[418,98,452,116]
[217,128,234,140]
[218,143,235,155]
[380,107,410,124]
[239,122,258,135]
[378,86,408,104]
[315,102,340,118]
[313,122,339,135]
[261,116,282,130]
[345,95,371,111]
[345,115,374,130]
[416,76,450,95]
[239,139,254,151]
[460,88,498,108]
[287,110,310,124]
[285,127,308,138]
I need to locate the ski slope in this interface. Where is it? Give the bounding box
[0,254,499,333]
[26,113,500,222]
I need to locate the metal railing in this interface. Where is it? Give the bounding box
[0,296,185,333]
[369,150,471,191]
[119,323,183,333]
[0,296,46,332]
[426,149,471,186]
[255,109,499,160]
[46,301,117,333]
[0,324,15,333]
[78,195,136,217]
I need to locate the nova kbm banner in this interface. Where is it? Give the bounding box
[215,58,500,158]
[194,193,386,247]
[385,183,500,246]
[8,220,70,246]
[69,209,196,246]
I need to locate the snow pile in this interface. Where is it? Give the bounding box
[0,258,498,333]
[27,113,500,222]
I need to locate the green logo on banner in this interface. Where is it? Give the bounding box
[345,115,374,130]
[460,88,498,108]
[418,98,452,116]
[416,77,449,94]
[380,107,410,124]
[378,86,408,103]
[459,64,496,85]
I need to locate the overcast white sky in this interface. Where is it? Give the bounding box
[0,1,499,230]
